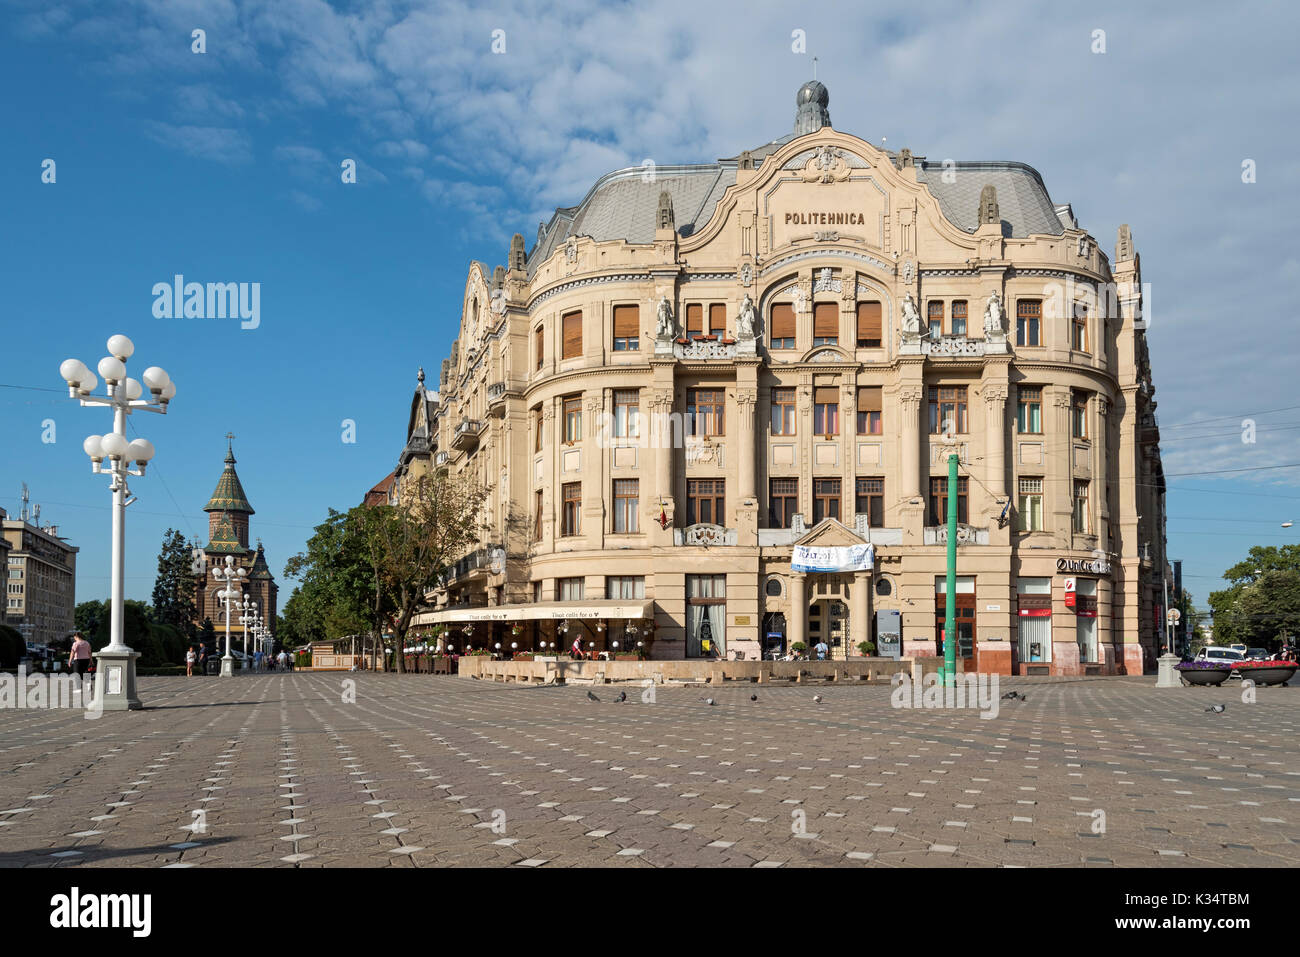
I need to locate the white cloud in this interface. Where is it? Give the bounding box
[142,120,252,164]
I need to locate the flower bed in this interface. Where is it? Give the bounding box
[1230,659,1297,686]
[1175,660,1232,686]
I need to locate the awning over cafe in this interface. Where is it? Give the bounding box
[412,599,654,626]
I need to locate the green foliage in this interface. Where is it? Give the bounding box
[1209,545,1300,648]
[75,600,105,637]
[151,623,187,665]
[282,508,377,646]
[90,600,153,653]
[151,528,197,639]
[857,640,876,656]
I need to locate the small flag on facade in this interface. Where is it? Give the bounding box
[658,503,669,529]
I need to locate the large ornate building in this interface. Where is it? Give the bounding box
[3,496,78,648]
[405,82,1167,676]
[191,438,277,645]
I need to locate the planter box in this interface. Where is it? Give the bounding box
[1231,662,1297,686]
[1176,666,1231,686]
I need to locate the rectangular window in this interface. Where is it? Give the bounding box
[687,478,725,526]
[613,389,640,438]
[559,577,585,601]
[769,303,796,349]
[709,303,727,337]
[813,387,839,436]
[686,303,704,338]
[1016,477,1043,532]
[534,406,543,453]
[927,300,944,338]
[856,386,882,434]
[532,580,542,603]
[770,387,796,436]
[563,395,582,443]
[769,477,798,528]
[535,325,544,370]
[686,389,725,437]
[929,386,968,434]
[534,489,543,541]
[1016,386,1042,434]
[813,478,841,523]
[929,476,969,526]
[1016,299,1041,347]
[561,482,581,536]
[606,576,645,600]
[951,300,968,337]
[856,301,882,348]
[561,310,582,359]
[1071,304,1089,352]
[855,477,884,528]
[813,302,838,345]
[686,574,726,658]
[1073,480,1090,533]
[613,478,639,533]
[1072,391,1089,438]
[612,304,639,351]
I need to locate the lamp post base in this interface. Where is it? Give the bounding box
[220,656,235,678]
[91,649,143,711]
[1155,653,1182,688]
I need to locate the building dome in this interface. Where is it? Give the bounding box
[794,80,831,136]
[796,80,828,109]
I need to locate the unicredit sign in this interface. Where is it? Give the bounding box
[1057,557,1110,575]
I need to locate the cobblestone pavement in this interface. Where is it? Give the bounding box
[0,673,1297,868]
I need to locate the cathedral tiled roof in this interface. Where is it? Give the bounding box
[203,438,255,515]
[206,510,246,555]
[248,541,274,580]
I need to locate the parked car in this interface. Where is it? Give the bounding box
[1196,646,1247,677]
[1245,647,1270,660]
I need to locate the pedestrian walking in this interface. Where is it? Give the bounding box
[814,640,829,661]
[68,632,92,676]
[186,646,196,677]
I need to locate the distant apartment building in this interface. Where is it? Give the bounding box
[3,512,78,647]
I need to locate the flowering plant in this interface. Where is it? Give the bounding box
[1175,660,1233,670]
[1231,659,1297,668]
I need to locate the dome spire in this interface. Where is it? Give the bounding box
[794,79,831,136]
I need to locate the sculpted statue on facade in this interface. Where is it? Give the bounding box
[655,296,676,340]
[984,290,1007,340]
[900,293,923,338]
[736,293,756,340]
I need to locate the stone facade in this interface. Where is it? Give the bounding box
[403,83,1167,676]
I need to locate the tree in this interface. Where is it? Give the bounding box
[199,618,217,655]
[90,599,153,653]
[360,471,487,673]
[1209,545,1300,649]
[75,600,105,637]
[283,508,376,648]
[152,528,197,640]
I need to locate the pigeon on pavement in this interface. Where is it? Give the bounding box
[1205,703,1226,713]
[812,694,823,704]
[586,690,600,702]
[703,697,716,706]
[750,694,758,701]
[615,691,627,703]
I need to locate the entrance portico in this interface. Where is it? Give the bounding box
[784,520,875,660]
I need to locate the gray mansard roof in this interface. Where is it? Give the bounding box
[526,133,1066,274]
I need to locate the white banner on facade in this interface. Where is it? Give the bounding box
[791,543,875,574]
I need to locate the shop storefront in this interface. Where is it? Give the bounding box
[1017,577,1052,671]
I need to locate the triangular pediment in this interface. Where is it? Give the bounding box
[794,518,866,547]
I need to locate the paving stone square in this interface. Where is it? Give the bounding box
[0,673,1297,868]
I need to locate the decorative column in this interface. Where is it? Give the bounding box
[851,570,871,655]
[983,383,1008,502]
[736,388,757,501]
[789,572,807,652]
[898,385,924,499]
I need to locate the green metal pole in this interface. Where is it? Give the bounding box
[943,453,958,688]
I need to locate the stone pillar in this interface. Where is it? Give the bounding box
[851,570,870,654]
[983,383,1008,501]
[899,385,924,499]
[789,572,807,652]
[737,390,757,502]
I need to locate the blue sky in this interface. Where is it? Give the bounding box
[2,0,1298,620]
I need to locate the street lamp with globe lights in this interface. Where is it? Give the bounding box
[60,334,174,710]
[212,555,247,677]
[238,597,260,667]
